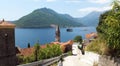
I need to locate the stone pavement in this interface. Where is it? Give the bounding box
[63,51,99,66]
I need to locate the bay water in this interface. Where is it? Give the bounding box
[15,27,96,48]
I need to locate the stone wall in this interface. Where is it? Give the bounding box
[99,55,120,66]
[0,28,16,66]
[0,55,16,66]
[0,28,15,56]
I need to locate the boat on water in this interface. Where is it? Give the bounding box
[66,28,73,32]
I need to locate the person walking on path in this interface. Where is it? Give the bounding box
[78,43,85,55]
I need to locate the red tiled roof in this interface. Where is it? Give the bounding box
[19,47,34,56]
[86,32,97,39]
[18,45,46,56]
[52,40,73,52]
[18,40,74,57]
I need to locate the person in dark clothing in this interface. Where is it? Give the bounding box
[78,43,85,55]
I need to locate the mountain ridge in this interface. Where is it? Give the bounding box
[14,8,83,28]
[75,11,103,26]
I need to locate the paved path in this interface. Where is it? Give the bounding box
[63,51,99,66]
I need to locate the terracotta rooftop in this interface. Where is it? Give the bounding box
[19,47,34,56]
[17,44,54,56]
[17,40,74,57]
[86,32,98,39]
[0,19,16,28]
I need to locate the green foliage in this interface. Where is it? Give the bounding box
[17,55,35,64]
[14,8,82,28]
[85,38,109,55]
[74,35,82,44]
[22,55,35,64]
[97,0,120,56]
[18,44,62,64]
[34,42,40,61]
[17,55,24,64]
[112,0,120,13]
[39,44,62,60]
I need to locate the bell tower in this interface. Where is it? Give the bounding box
[55,25,60,42]
[0,19,16,66]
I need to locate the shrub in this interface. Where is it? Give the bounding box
[39,44,62,60]
[96,0,120,57]
[18,44,62,64]
[85,38,109,55]
[74,35,82,44]
[23,55,34,64]
[17,55,34,64]
[34,42,40,61]
[17,55,24,64]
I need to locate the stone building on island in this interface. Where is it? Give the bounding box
[0,19,16,66]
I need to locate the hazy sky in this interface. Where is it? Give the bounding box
[0,0,112,21]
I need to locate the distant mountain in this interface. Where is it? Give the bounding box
[14,8,83,28]
[76,11,103,27]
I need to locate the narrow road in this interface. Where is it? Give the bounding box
[63,51,99,66]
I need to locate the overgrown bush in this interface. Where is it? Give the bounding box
[74,35,82,44]
[85,38,109,55]
[97,0,120,57]
[39,44,62,59]
[34,43,40,61]
[17,55,34,64]
[17,44,62,64]
[23,55,35,64]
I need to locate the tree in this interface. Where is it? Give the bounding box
[74,35,82,44]
[97,0,120,57]
[34,42,40,61]
[27,43,30,48]
[111,0,120,13]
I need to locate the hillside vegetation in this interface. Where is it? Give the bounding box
[14,8,83,28]
[86,0,120,57]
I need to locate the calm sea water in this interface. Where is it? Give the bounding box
[15,27,96,48]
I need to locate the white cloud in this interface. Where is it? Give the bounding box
[78,6,112,17]
[88,0,111,4]
[46,0,56,2]
[78,6,112,12]
[65,0,81,3]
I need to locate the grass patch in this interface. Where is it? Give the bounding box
[85,38,109,55]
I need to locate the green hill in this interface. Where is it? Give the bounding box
[75,11,103,27]
[14,8,83,28]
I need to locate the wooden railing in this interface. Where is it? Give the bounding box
[17,53,69,66]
